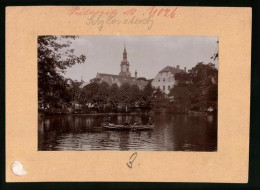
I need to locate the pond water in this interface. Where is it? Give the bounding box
[38,113,217,151]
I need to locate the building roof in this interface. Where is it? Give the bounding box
[96,73,148,89]
[159,66,184,74]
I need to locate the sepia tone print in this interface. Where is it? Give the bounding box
[38,36,218,151]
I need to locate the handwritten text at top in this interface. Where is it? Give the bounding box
[67,6,178,19]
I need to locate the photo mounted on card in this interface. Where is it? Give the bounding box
[6,6,251,182]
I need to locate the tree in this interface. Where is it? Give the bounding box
[189,63,218,110]
[38,36,86,110]
[96,81,110,108]
[82,82,100,105]
[211,40,219,61]
[130,84,142,104]
[174,72,191,85]
[142,82,155,107]
[109,83,120,108]
[68,79,83,109]
[170,62,218,112]
[169,84,198,112]
[152,87,170,111]
[118,83,132,110]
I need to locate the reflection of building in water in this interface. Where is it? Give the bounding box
[94,44,148,89]
[151,65,186,94]
[117,115,123,124]
[85,117,94,127]
[75,117,81,128]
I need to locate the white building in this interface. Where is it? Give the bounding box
[151,65,186,94]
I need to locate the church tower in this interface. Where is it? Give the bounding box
[119,43,131,77]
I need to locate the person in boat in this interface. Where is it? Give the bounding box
[124,119,130,127]
[104,117,111,125]
[132,118,142,129]
[136,118,142,126]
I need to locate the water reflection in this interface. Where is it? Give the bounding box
[38,113,217,151]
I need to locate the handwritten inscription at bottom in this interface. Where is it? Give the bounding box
[127,152,138,169]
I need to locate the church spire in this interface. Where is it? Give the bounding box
[123,42,127,60]
[119,42,131,77]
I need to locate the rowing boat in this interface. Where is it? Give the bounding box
[102,123,154,130]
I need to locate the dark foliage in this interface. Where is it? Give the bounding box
[38,36,86,111]
[169,63,218,112]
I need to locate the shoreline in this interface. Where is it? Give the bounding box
[39,110,217,117]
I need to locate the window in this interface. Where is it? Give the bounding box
[163,78,165,82]
[158,78,160,82]
[163,86,165,91]
[168,86,171,91]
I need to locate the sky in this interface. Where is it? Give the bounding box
[62,36,218,82]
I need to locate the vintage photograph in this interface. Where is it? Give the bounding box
[38,36,218,151]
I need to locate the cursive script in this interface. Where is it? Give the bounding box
[67,7,178,31]
[85,14,154,31]
[126,152,137,169]
[67,7,118,18]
